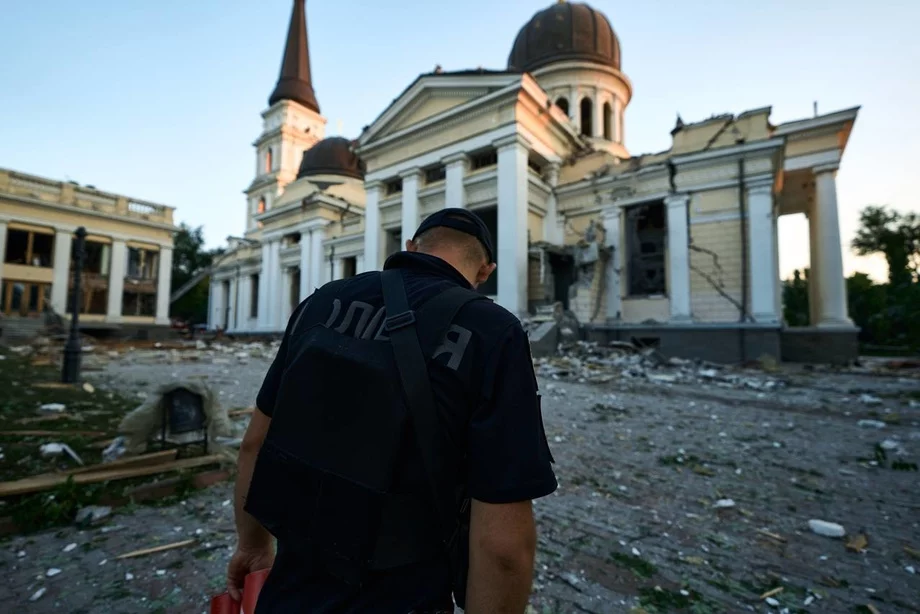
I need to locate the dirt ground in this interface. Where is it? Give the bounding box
[1,342,918,613]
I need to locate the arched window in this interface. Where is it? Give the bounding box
[265,148,273,174]
[555,97,569,117]
[257,197,266,215]
[603,102,613,140]
[580,98,593,137]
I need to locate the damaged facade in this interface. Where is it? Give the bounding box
[210,0,859,363]
[0,167,176,337]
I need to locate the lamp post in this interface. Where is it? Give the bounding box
[62,227,87,383]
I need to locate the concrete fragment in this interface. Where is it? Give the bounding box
[63,543,77,553]
[808,520,846,538]
[39,403,66,413]
[859,394,883,405]
[46,568,61,577]
[29,588,47,602]
[40,442,83,465]
[713,499,736,509]
[75,505,112,526]
[857,420,886,429]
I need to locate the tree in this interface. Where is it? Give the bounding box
[782,269,810,326]
[851,206,920,289]
[170,223,223,324]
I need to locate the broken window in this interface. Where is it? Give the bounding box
[342,256,357,279]
[469,148,497,171]
[603,102,613,140]
[4,228,54,267]
[424,165,446,184]
[127,248,158,280]
[580,98,593,137]
[555,97,569,117]
[283,232,301,248]
[250,274,259,318]
[122,291,156,316]
[385,178,403,195]
[1,281,50,316]
[625,202,667,296]
[83,241,111,276]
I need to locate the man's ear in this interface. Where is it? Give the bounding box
[475,262,497,287]
[405,239,418,252]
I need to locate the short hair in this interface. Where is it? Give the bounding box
[412,225,488,267]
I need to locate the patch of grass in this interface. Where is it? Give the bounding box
[610,552,658,578]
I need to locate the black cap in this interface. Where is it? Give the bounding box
[411,208,494,263]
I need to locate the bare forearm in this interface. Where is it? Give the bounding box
[465,547,534,614]
[234,445,272,550]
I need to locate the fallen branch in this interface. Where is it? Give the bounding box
[760,587,783,600]
[756,529,787,543]
[115,538,197,560]
[64,450,178,476]
[0,454,224,498]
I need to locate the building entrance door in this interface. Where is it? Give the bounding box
[1,281,50,317]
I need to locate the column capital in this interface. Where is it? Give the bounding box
[813,162,839,175]
[543,162,561,186]
[493,133,531,152]
[365,180,384,191]
[442,152,469,166]
[399,167,422,180]
[55,225,78,234]
[664,193,690,208]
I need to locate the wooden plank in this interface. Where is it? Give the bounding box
[115,538,197,560]
[0,454,224,498]
[63,450,178,476]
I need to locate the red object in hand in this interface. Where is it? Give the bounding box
[210,568,271,614]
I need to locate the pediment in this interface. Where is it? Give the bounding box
[359,73,521,145]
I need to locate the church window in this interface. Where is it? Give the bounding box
[265,148,273,173]
[385,178,403,195]
[603,102,613,140]
[469,148,497,171]
[257,198,266,215]
[555,97,569,116]
[625,202,667,296]
[580,98,593,137]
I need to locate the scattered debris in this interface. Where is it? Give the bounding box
[39,442,84,465]
[29,588,47,602]
[857,420,887,429]
[39,403,66,413]
[713,498,736,509]
[859,394,883,406]
[62,542,77,553]
[765,596,780,607]
[809,520,846,538]
[846,534,869,553]
[75,506,112,527]
[82,382,95,394]
[46,568,62,577]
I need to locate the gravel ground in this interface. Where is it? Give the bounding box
[2,343,919,613]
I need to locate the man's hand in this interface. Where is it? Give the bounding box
[226,545,275,601]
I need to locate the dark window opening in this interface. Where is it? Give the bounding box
[4,229,54,267]
[250,274,259,318]
[265,148,273,174]
[385,178,403,195]
[2,281,50,317]
[424,165,446,184]
[83,241,111,276]
[342,256,357,279]
[630,336,661,349]
[603,102,613,140]
[385,229,402,258]
[222,280,231,330]
[123,291,156,317]
[528,158,542,174]
[475,206,498,296]
[625,202,667,296]
[283,232,301,247]
[127,248,158,280]
[67,288,108,315]
[469,148,497,171]
[556,97,569,116]
[290,268,300,314]
[580,98,593,137]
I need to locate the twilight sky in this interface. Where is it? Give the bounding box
[1,0,918,281]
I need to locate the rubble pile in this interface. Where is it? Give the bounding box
[536,340,785,391]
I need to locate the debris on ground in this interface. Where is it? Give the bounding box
[808,519,847,538]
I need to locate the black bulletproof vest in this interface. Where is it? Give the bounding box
[245,276,476,587]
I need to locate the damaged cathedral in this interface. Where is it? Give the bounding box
[208,0,860,364]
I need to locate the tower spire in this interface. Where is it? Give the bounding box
[268,0,319,113]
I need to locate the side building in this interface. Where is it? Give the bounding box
[211,0,859,364]
[0,167,177,339]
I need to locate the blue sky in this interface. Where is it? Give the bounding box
[2,0,918,281]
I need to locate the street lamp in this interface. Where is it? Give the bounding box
[62,227,87,383]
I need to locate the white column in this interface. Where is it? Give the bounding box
[363,181,382,271]
[239,274,252,329]
[665,194,691,322]
[569,87,579,130]
[807,211,820,326]
[258,242,270,329]
[444,154,468,209]
[207,279,219,330]
[773,214,782,320]
[0,221,7,290]
[602,206,621,321]
[543,164,562,244]
[592,89,603,139]
[155,246,173,325]
[496,134,530,316]
[106,240,126,322]
[747,181,779,323]
[280,268,293,325]
[228,276,238,331]
[812,164,852,327]
[309,225,325,295]
[269,240,282,330]
[356,254,365,274]
[614,98,623,144]
[299,229,312,300]
[50,229,73,314]
[400,168,421,246]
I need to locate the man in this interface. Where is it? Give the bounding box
[228,208,557,613]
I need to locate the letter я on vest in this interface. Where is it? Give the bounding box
[245,251,558,612]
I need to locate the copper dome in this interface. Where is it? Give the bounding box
[508,2,621,73]
[296,137,365,180]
